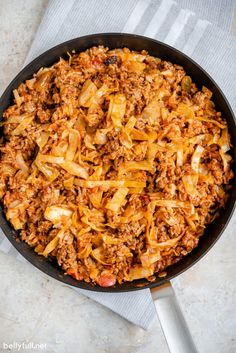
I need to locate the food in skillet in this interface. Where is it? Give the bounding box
[0,46,233,287]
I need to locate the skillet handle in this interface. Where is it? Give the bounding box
[151,281,198,353]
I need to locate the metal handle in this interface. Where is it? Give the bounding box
[151,282,198,353]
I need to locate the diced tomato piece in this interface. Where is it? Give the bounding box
[92,58,103,68]
[67,268,83,281]
[97,273,116,287]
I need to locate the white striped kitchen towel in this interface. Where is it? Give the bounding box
[0,0,236,329]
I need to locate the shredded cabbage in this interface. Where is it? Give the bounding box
[6,207,24,230]
[89,189,103,209]
[191,145,204,173]
[219,128,230,153]
[128,265,154,281]
[185,217,196,231]
[36,153,64,165]
[3,114,27,125]
[140,248,161,267]
[107,94,126,128]
[94,129,109,145]
[36,132,50,149]
[13,89,22,107]
[92,247,110,265]
[151,199,191,209]
[89,166,103,180]
[119,161,153,174]
[120,116,136,148]
[66,129,80,161]
[16,151,29,174]
[102,234,120,245]
[40,228,65,257]
[147,143,158,163]
[106,188,129,212]
[12,114,34,135]
[124,61,146,74]
[220,151,232,172]
[130,128,149,140]
[78,79,97,107]
[150,235,182,249]
[78,244,92,259]
[64,176,75,189]
[44,206,73,223]
[84,134,96,150]
[176,148,184,167]
[51,140,68,157]
[61,161,88,179]
[35,159,59,182]
[74,179,146,188]
[197,116,226,129]
[217,129,231,172]
[177,103,195,120]
[41,235,60,257]
[141,98,160,125]
[182,174,198,196]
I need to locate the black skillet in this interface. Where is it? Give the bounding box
[0,34,235,353]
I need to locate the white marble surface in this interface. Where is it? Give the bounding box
[0,1,236,352]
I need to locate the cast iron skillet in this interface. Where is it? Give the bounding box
[0,33,235,352]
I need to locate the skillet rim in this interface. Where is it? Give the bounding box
[0,32,235,292]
